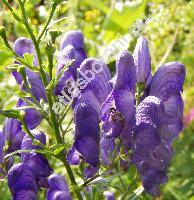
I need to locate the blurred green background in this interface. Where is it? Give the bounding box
[0,0,194,199]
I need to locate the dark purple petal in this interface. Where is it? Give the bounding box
[133,96,172,196]
[100,136,116,165]
[22,68,47,101]
[133,36,151,84]
[70,103,100,168]
[21,130,53,183]
[78,58,112,105]
[13,37,47,103]
[47,174,72,200]
[8,163,37,195]
[0,131,5,163]
[17,99,43,130]
[66,147,80,165]
[60,30,85,51]
[55,31,87,95]
[114,50,136,92]
[13,37,38,65]
[101,50,136,144]
[149,62,185,101]
[84,165,99,179]
[13,190,37,200]
[48,174,69,191]
[149,63,185,142]
[141,170,168,196]
[4,118,25,152]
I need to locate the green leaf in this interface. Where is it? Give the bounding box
[0,109,21,119]
[23,53,34,66]
[54,145,65,155]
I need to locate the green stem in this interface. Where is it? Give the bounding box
[1,0,21,22]
[18,0,48,87]
[17,1,82,199]
[57,154,83,200]
[38,0,59,42]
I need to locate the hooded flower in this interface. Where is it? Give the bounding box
[17,99,43,130]
[4,118,25,153]
[101,50,136,148]
[8,163,38,200]
[133,96,174,196]
[54,30,87,95]
[21,130,53,188]
[67,58,111,178]
[149,62,186,141]
[133,36,151,85]
[67,103,100,178]
[13,37,47,129]
[47,174,72,200]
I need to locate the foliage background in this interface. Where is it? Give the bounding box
[0,0,194,199]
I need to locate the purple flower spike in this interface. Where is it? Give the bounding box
[133,96,173,196]
[8,163,37,198]
[67,103,100,178]
[0,131,5,163]
[149,62,186,141]
[21,130,53,187]
[4,118,25,153]
[101,50,136,148]
[47,174,72,200]
[133,36,151,84]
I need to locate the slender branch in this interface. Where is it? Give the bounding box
[1,0,21,22]
[18,0,48,87]
[38,0,59,42]
[17,1,82,199]
[157,27,179,67]
[57,154,83,200]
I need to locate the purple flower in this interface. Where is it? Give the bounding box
[149,62,186,142]
[21,130,53,187]
[0,131,5,164]
[4,118,25,153]
[104,191,115,200]
[67,58,111,178]
[13,37,47,129]
[47,174,72,200]
[101,50,136,148]
[17,99,43,130]
[77,58,112,106]
[133,36,151,85]
[8,163,38,199]
[13,38,46,100]
[55,30,87,95]
[133,96,173,196]
[67,103,100,178]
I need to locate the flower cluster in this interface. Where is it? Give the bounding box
[64,35,185,195]
[0,29,185,199]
